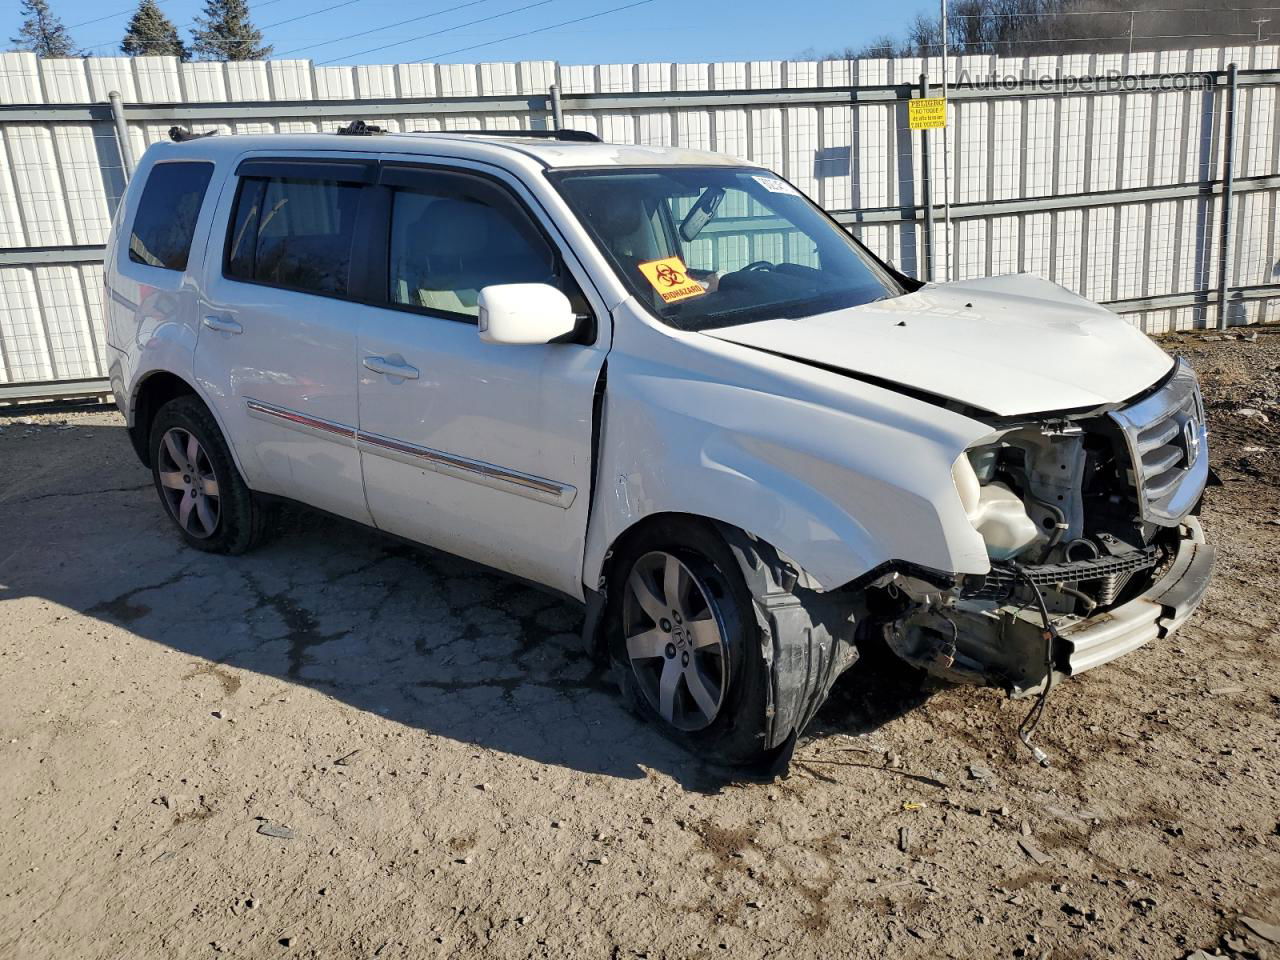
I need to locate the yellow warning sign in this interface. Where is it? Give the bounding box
[909,97,948,130]
[637,256,707,304]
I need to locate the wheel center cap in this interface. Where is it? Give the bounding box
[670,624,687,649]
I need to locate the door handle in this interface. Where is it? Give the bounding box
[203,315,243,334]
[363,355,420,380]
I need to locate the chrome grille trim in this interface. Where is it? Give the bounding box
[1143,445,1182,476]
[1136,418,1179,452]
[1109,359,1208,526]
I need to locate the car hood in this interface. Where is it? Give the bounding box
[701,273,1173,417]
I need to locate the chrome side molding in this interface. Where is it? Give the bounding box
[246,398,357,446]
[244,397,576,509]
[356,429,576,509]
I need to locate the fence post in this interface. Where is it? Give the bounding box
[549,84,563,130]
[1216,63,1239,331]
[919,73,935,282]
[108,91,135,182]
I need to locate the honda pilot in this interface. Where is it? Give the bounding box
[104,127,1215,767]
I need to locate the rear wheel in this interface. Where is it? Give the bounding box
[149,396,265,554]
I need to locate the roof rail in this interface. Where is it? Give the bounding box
[336,120,385,136]
[169,126,217,143]
[451,129,602,143]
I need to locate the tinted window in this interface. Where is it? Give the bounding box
[387,174,557,318]
[129,161,213,271]
[226,176,361,297]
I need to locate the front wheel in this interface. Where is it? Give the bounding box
[148,395,265,554]
[606,519,777,767]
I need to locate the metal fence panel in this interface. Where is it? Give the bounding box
[1,46,1278,393]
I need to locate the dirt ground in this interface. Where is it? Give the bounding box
[1,330,1278,960]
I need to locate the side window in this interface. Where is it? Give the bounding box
[225,175,362,297]
[128,161,214,271]
[386,174,561,319]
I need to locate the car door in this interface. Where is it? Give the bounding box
[354,161,609,598]
[196,155,375,525]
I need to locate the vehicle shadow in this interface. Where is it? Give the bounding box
[0,416,929,793]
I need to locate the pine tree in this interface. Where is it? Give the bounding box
[190,0,271,61]
[122,0,187,59]
[10,0,78,58]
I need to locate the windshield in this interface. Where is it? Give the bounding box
[549,166,901,331]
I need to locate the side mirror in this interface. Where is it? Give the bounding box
[477,283,577,345]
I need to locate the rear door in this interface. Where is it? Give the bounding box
[353,161,609,597]
[195,155,374,524]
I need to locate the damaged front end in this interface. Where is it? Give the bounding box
[876,359,1216,699]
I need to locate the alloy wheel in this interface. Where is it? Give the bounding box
[622,550,729,731]
[157,427,220,539]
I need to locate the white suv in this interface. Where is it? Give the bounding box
[104,127,1214,768]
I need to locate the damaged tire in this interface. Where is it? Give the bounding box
[605,517,858,769]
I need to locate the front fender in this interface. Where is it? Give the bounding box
[584,303,994,592]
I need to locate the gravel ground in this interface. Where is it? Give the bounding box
[1,330,1277,960]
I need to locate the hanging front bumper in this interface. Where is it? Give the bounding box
[1057,517,1215,677]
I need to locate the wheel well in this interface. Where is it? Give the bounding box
[599,513,722,584]
[595,512,809,619]
[582,513,726,661]
[129,372,198,467]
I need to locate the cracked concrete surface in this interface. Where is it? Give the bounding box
[1,331,1279,959]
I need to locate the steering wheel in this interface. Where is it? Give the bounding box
[742,260,774,272]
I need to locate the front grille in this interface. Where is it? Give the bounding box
[1109,359,1208,526]
[963,547,1161,602]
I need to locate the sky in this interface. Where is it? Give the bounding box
[6,0,940,66]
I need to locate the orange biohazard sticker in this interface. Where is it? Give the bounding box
[636,256,707,304]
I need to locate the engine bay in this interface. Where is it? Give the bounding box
[873,362,1209,699]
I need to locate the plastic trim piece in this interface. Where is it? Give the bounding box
[233,157,377,182]
[1058,517,1215,677]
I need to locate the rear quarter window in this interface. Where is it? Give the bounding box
[128,161,215,271]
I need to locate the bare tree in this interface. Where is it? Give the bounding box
[1027,0,1277,56]
[822,0,1277,62]
[905,11,945,55]
[826,36,902,60]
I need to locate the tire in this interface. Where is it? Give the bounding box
[148,395,265,555]
[606,517,853,769]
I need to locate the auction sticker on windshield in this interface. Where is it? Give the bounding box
[637,256,708,304]
[751,175,797,195]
